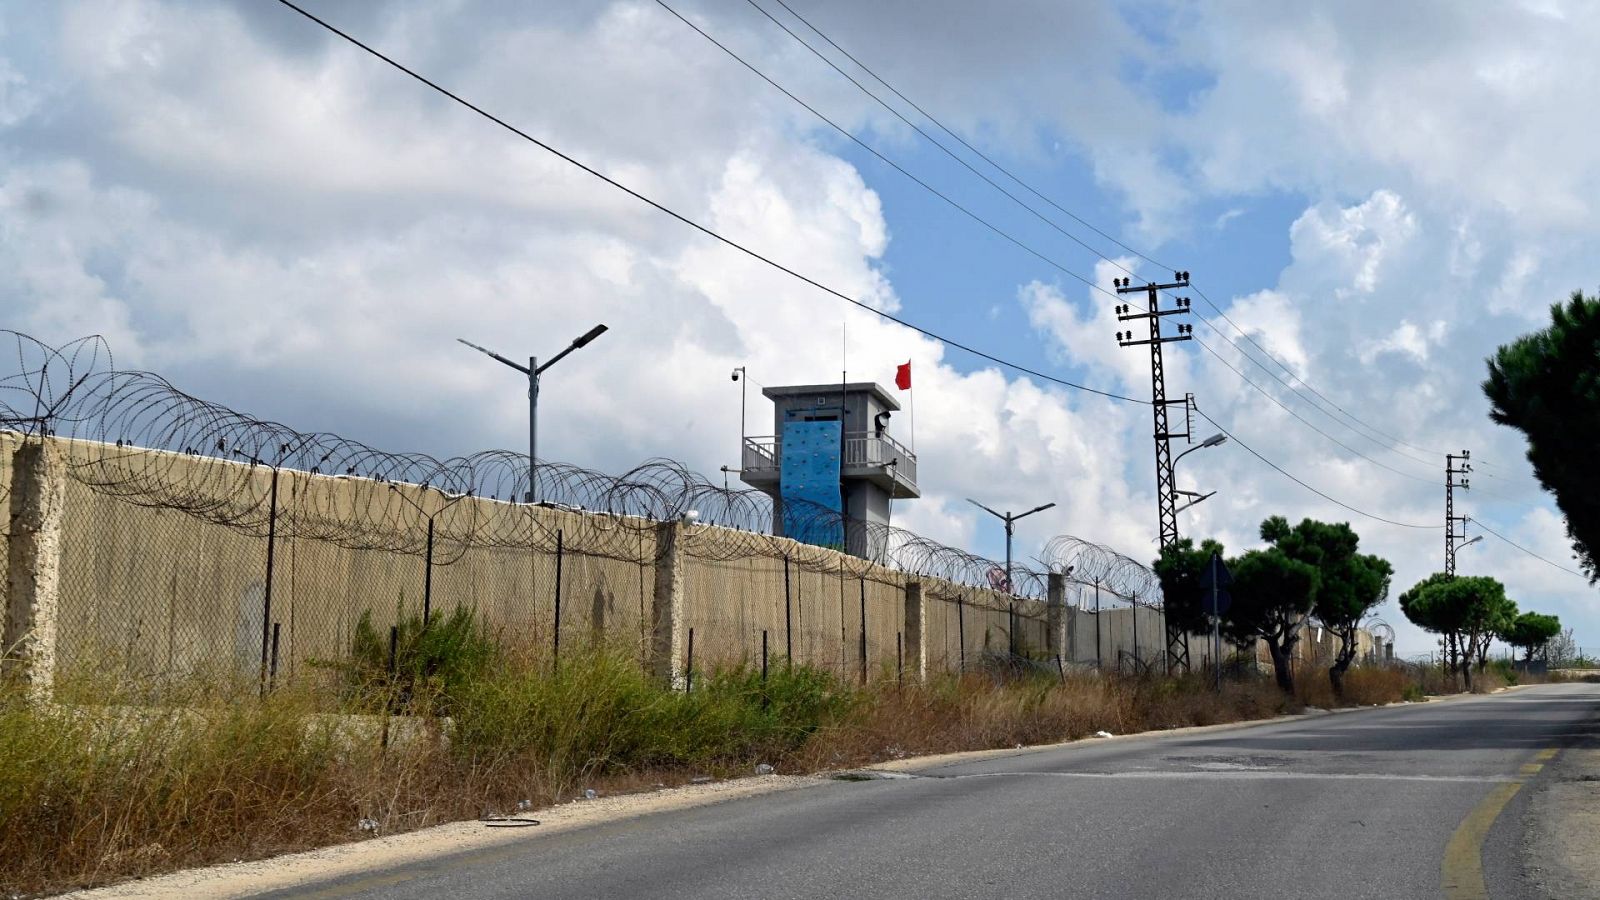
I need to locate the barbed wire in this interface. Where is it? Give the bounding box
[0,330,1161,605]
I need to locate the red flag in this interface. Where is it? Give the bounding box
[895,361,912,391]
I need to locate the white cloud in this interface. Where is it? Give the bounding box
[1,0,1594,657]
[1358,320,1437,365]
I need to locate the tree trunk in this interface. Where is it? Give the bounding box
[1459,651,1474,692]
[1266,637,1294,694]
[1446,632,1465,691]
[1328,626,1357,700]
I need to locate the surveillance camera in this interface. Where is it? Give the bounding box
[731,369,741,382]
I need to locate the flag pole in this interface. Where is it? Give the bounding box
[908,369,915,452]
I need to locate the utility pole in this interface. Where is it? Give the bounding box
[1115,272,1194,673]
[1445,451,1471,576]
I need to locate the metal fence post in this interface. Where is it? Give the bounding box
[259,465,280,698]
[685,627,695,693]
[957,593,966,673]
[858,577,867,685]
[1132,603,1140,673]
[423,516,435,627]
[553,528,564,668]
[1094,581,1102,671]
[269,622,281,693]
[783,554,793,668]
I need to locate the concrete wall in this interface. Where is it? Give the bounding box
[0,430,15,630]
[2,434,1377,690]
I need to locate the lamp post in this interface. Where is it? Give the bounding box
[388,484,472,627]
[1172,433,1227,515]
[731,366,747,455]
[967,498,1056,656]
[458,325,608,503]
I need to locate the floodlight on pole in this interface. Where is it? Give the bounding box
[967,497,1056,656]
[457,323,608,503]
[731,366,747,456]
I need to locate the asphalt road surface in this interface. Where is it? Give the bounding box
[274,683,1600,900]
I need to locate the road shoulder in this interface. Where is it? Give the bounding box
[63,776,822,900]
[1523,745,1600,899]
[63,689,1508,899]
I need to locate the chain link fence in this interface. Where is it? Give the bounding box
[2,330,1183,692]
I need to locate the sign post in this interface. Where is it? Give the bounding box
[1199,552,1232,692]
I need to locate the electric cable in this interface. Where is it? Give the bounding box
[751,0,1513,472]
[274,0,1512,539]
[272,0,1145,405]
[1190,404,1442,530]
[1470,517,1589,580]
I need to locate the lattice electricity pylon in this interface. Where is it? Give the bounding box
[1445,450,1471,576]
[1114,271,1194,673]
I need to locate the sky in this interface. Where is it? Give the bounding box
[2,0,1597,655]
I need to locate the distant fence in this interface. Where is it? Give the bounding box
[0,331,1367,695]
[1,430,1221,690]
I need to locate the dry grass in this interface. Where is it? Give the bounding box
[795,671,1292,770]
[2,653,1301,897]
[1293,665,1414,708]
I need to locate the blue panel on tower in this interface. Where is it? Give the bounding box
[779,419,843,549]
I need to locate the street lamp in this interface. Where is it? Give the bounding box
[1172,432,1226,516]
[1458,535,1482,551]
[967,498,1056,656]
[1174,432,1227,466]
[458,324,608,503]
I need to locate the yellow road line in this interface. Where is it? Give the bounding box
[1442,748,1562,899]
[1442,781,1523,899]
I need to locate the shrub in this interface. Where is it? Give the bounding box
[329,606,498,714]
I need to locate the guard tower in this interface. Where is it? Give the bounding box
[740,382,919,559]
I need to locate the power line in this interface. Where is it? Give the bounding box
[652,1,1125,306]
[756,0,1158,271]
[752,0,1500,472]
[274,0,1493,540]
[1193,336,1440,486]
[1471,517,1589,580]
[664,0,1475,493]
[732,0,1137,277]
[1196,333,1530,503]
[672,0,1465,539]
[1191,405,1441,530]
[271,0,1145,405]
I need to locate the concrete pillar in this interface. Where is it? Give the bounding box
[903,581,926,682]
[3,439,66,700]
[1046,573,1066,664]
[649,520,687,689]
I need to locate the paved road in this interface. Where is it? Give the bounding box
[277,683,1600,900]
